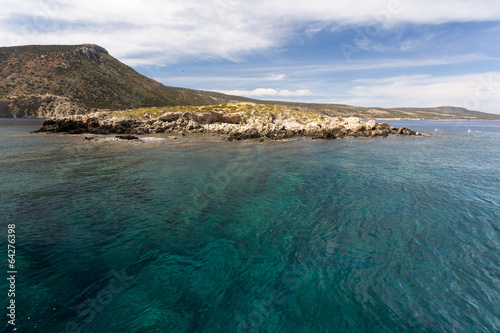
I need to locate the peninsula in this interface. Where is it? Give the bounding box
[36,104,420,140]
[2,44,498,140]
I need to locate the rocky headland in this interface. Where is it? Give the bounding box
[3,45,500,120]
[36,104,422,140]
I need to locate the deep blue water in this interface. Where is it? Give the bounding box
[1,119,499,332]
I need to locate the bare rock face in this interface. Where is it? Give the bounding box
[72,44,108,63]
[397,126,417,135]
[36,111,423,140]
[1,95,88,118]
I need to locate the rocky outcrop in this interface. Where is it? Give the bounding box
[115,135,139,140]
[72,44,108,63]
[36,111,423,140]
[1,95,89,118]
[396,126,417,135]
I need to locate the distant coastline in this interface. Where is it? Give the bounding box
[2,45,500,121]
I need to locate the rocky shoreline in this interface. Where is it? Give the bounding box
[36,110,422,140]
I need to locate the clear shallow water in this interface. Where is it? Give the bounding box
[1,119,499,332]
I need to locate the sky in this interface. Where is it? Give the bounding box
[2,0,500,114]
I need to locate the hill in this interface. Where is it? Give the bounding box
[254,102,500,120]
[0,44,244,117]
[1,44,499,120]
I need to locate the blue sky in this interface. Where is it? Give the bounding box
[2,0,500,113]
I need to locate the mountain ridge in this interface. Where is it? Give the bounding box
[1,44,499,120]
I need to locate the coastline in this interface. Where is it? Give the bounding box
[35,110,423,141]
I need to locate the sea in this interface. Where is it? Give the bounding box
[0,119,499,333]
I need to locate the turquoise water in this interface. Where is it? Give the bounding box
[1,119,499,332]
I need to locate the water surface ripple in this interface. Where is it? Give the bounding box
[1,119,499,332]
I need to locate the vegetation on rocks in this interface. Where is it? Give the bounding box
[0,44,240,117]
[37,103,422,140]
[2,44,499,120]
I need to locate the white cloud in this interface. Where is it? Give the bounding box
[226,54,493,77]
[217,88,314,97]
[150,73,288,88]
[1,0,500,64]
[335,72,500,113]
[268,74,286,80]
[3,0,499,115]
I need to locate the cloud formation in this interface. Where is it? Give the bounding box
[2,1,499,113]
[218,88,314,97]
[2,0,500,63]
[335,72,500,112]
